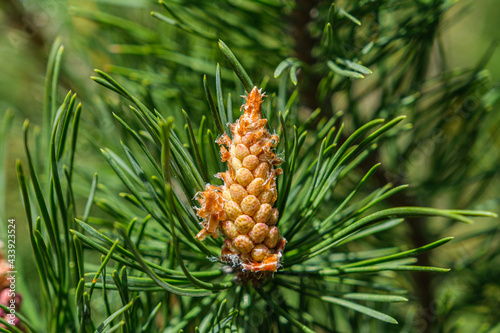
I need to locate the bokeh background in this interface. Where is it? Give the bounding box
[1,0,499,332]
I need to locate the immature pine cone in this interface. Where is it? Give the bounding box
[196,87,286,272]
[0,241,24,330]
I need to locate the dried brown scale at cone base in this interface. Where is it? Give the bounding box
[196,86,286,273]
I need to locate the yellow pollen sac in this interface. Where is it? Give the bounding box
[254,203,272,224]
[224,239,240,253]
[229,184,247,204]
[196,86,286,273]
[221,220,239,239]
[224,201,242,220]
[253,162,269,180]
[247,178,265,196]
[249,143,263,156]
[234,144,250,160]
[268,208,279,226]
[264,226,279,248]
[258,190,274,204]
[251,244,269,261]
[236,168,254,187]
[240,195,260,216]
[233,235,254,254]
[230,157,243,170]
[234,215,255,234]
[242,155,259,170]
[249,223,269,243]
[222,189,232,202]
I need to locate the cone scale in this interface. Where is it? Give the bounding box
[196,87,286,273]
